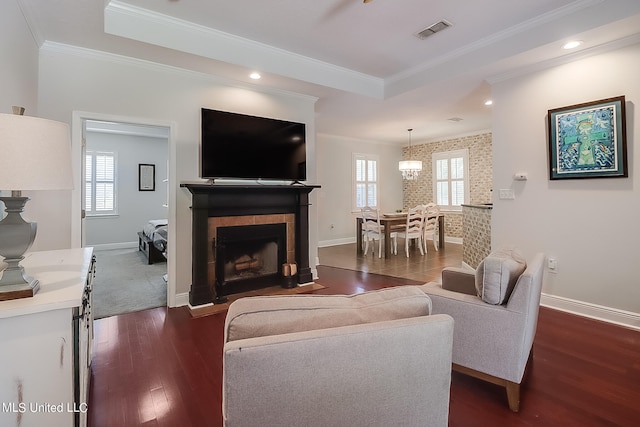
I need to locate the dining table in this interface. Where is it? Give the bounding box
[356,212,445,258]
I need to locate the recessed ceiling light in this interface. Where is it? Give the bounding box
[563,40,583,50]
[249,72,261,80]
[484,100,493,106]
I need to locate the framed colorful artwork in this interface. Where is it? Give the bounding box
[547,96,627,180]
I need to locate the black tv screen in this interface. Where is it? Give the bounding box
[200,108,306,181]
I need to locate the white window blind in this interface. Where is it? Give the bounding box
[86,151,117,216]
[353,153,379,210]
[432,149,469,211]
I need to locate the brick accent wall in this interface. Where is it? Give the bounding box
[401,133,492,239]
[462,205,492,268]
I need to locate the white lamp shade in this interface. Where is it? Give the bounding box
[0,113,73,191]
[398,160,423,171]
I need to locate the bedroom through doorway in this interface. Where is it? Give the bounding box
[82,119,170,319]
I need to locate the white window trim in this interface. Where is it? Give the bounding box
[352,153,380,212]
[432,148,470,212]
[85,151,118,217]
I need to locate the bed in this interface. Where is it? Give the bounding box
[138,219,168,265]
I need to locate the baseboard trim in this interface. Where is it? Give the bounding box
[173,292,189,308]
[461,261,475,271]
[541,293,640,331]
[174,273,640,331]
[318,237,356,248]
[91,241,138,251]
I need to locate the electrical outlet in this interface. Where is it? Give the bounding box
[499,189,515,200]
[547,258,558,273]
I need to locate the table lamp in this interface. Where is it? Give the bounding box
[0,107,73,301]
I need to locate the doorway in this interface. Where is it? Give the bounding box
[71,111,176,314]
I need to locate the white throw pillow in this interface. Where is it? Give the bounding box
[475,249,526,305]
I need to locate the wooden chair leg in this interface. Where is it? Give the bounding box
[452,362,525,413]
[505,381,520,412]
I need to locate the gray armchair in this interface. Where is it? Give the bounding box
[421,250,545,412]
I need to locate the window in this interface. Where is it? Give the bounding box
[85,151,117,216]
[353,153,379,211]
[432,149,469,211]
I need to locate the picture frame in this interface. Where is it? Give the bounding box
[548,96,627,180]
[138,163,155,191]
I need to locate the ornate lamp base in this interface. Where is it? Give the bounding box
[0,271,39,301]
[0,196,39,301]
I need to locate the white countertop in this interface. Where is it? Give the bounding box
[0,248,94,319]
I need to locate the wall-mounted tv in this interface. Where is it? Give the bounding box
[200,108,306,181]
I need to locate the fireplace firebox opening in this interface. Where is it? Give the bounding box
[215,223,287,302]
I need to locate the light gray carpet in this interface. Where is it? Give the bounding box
[92,247,167,319]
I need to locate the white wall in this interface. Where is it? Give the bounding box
[492,42,640,315]
[0,0,38,115]
[0,0,65,250]
[85,132,168,246]
[36,44,318,302]
[316,133,403,246]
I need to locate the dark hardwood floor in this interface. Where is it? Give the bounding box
[88,244,640,427]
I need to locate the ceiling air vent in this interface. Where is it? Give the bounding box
[415,20,452,40]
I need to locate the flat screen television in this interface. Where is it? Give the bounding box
[200,108,306,181]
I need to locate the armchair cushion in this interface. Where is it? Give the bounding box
[475,249,526,305]
[225,285,432,343]
[441,267,476,295]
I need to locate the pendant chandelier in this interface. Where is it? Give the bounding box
[398,128,422,180]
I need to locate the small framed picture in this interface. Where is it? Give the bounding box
[547,96,627,180]
[139,163,155,191]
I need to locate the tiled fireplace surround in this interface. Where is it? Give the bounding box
[181,183,319,306]
[208,213,296,296]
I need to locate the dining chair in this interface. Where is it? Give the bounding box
[392,205,425,257]
[361,206,383,258]
[423,203,440,253]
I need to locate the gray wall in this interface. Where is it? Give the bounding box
[492,41,640,315]
[316,133,403,246]
[85,131,168,246]
[35,43,317,305]
[0,1,38,115]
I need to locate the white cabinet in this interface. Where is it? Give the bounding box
[0,248,95,427]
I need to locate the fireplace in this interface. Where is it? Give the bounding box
[215,223,287,300]
[181,183,320,306]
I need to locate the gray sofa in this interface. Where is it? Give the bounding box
[222,286,454,427]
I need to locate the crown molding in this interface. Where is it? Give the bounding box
[17,0,44,47]
[388,0,603,85]
[487,32,640,84]
[104,1,383,99]
[39,41,319,104]
[384,0,607,98]
[317,132,402,147]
